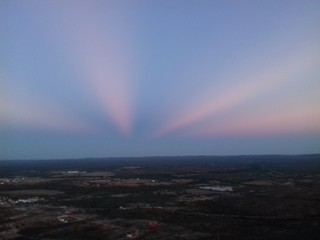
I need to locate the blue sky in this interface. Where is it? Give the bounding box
[1,0,320,159]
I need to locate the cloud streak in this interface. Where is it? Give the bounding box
[155,47,320,137]
[191,99,320,138]
[48,2,135,136]
[0,79,93,133]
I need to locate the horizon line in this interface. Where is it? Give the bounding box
[1,153,320,161]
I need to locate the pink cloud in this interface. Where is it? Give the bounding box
[0,85,94,134]
[46,2,135,136]
[155,47,320,137]
[191,103,320,138]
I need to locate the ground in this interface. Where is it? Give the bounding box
[0,155,320,239]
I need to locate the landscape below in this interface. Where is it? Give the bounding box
[0,155,320,240]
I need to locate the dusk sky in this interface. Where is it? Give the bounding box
[1,0,320,160]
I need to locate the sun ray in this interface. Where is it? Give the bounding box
[46,1,135,136]
[155,47,320,137]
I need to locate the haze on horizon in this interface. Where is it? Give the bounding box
[1,0,320,160]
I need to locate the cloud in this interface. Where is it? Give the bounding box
[0,78,93,134]
[155,46,320,137]
[191,100,320,138]
[46,1,135,136]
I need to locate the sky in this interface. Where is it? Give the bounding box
[1,0,320,160]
